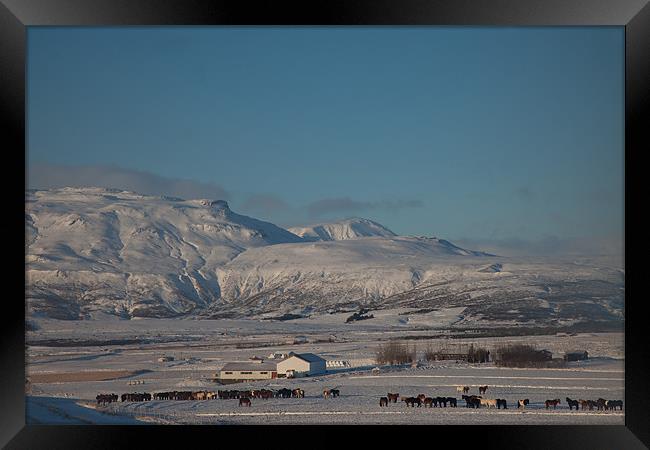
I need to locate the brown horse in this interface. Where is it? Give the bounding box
[323,389,331,399]
[423,397,435,408]
[380,397,389,407]
[545,399,561,409]
[402,397,421,407]
[292,388,305,398]
[239,397,251,407]
[261,389,275,399]
[579,399,590,410]
[478,385,489,395]
[387,393,399,403]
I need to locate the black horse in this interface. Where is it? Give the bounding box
[565,397,578,410]
[276,388,292,398]
[606,400,623,411]
[462,395,481,409]
[496,399,508,409]
[446,397,457,407]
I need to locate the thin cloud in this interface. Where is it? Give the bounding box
[306,197,423,217]
[453,235,624,258]
[240,194,291,215]
[28,163,230,200]
[515,186,536,202]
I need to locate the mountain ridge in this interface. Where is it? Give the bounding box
[26,187,623,326]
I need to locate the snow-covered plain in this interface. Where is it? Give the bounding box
[26,317,624,425]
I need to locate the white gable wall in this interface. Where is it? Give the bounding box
[276,356,326,376]
[277,356,312,375]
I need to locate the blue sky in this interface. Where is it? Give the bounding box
[27,27,624,255]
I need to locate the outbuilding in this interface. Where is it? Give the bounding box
[276,353,327,377]
[564,351,589,362]
[218,361,278,383]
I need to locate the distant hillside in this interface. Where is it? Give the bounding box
[288,217,397,241]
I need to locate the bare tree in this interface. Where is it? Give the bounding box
[375,341,414,365]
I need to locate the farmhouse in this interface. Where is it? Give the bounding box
[276,353,327,377]
[218,361,278,383]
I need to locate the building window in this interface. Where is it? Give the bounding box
[260,372,268,374]
[224,372,232,374]
[241,371,252,374]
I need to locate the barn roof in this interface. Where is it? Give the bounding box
[291,353,326,363]
[221,361,277,371]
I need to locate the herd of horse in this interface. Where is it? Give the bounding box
[379,393,622,412]
[96,388,308,406]
[96,384,623,412]
[95,394,118,405]
[565,397,623,411]
[377,386,622,412]
[391,395,458,408]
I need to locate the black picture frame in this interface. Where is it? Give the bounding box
[2,0,647,448]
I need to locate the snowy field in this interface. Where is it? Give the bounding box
[26,318,624,425]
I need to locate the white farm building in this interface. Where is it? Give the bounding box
[219,361,278,383]
[276,353,327,377]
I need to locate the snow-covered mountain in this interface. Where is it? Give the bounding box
[288,218,397,241]
[26,187,624,327]
[26,187,303,319]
